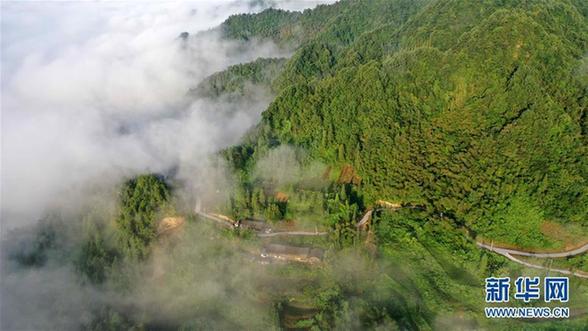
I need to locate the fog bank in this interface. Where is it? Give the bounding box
[1,0,335,228]
[1,2,337,330]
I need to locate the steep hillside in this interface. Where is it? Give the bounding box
[7,2,587,330]
[220,0,588,248]
[192,57,286,99]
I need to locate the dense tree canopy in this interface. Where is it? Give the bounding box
[193,57,286,99]
[9,1,588,330]
[116,174,171,259]
[220,0,588,246]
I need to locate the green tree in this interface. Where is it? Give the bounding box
[76,220,117,284]
[116,174,171,259]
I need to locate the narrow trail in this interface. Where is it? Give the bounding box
[257,231,328,238]
[356,200,421,228]
[194,203,329,265]
[195,210,235,229]
[196,211,329,238]
[356,200,588,278]
[196,200,587,277]
[195,206,328,238]
[356,209,373,228]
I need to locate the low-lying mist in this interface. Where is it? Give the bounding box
[1,1,336,329]
[1,1,289,228]
[1,214,277,330]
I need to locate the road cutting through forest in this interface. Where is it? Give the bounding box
[194,208,327,264]
[257,231,328,237]
[356,201,588,279]
[476,242,588,258]
[476,242,588,279]
[194,200,587,277]
[499,251,588,279]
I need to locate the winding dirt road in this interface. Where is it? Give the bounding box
[196,210,328,238]
[195,210,235,228]
[196,200,587,278]
[257,231,328,238]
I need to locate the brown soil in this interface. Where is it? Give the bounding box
[275,191,289,202]
[157,216,185,235]
[337,164,361,185]
[376,200,402,209]
[540,221,588,250]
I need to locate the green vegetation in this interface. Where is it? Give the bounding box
[222,8,301,43]
[73,175,173,285]
[221,2,350,48]
[116,174,172,259]
[8,1,588,329]
[209,0,588,328]
[10,220,58,267]
[75,220,118,284]
[222,0,588,249]
[193,57,287,99]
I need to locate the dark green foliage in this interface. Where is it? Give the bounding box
[274,0,431,87]
[116,174,171,259]
[214,1,588,327]
[10,221,57,267]
[222,8,301,42]
[221,2,350,47]
[250,0,588,246]
[37,1,588,329]
[75,221,118,284]
[228,184,286,221]
[82,307,138,331]
[264,202,283,221]
[192,57,286,99]
[324,183,363,248]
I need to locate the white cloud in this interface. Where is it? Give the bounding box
[0,0,336,228]
[0,3,341,329]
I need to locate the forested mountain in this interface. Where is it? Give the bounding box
[188,3,588,328]
[221,0,588,248]
[192,57,286,99]
[5,1,587,330]
[179,1,588,329]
